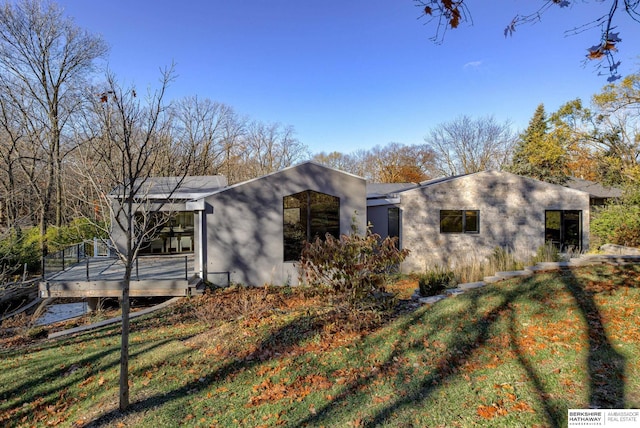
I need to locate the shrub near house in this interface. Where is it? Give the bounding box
[591,188,640,248]
[299,230,408,307]
[417,268,456,297]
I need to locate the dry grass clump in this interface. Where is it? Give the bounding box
[0,311,47,348]
[189,285,298,326]
[184,284,398,366]
[189,284,394,334]
[424,244,562,286]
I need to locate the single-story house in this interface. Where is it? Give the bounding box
[366,170,591,272]
[108,165,591,288]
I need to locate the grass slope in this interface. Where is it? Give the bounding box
[1,264,640,427]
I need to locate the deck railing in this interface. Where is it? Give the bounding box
[43,252,190,283]
[39,253,196,298]
[42,239,114,278]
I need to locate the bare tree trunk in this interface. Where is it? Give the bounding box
[55,147,63,227]
[118,198,134,411]
[119,266,131,410]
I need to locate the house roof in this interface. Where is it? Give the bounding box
[366,182,418,198]
[564,177,623,199]
[366,173,471,199]
[110,175,228,199]
[367,170,595,201]
[419,173,467,186]
[192,161,365,199]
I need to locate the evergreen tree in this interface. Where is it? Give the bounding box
[508,104,568,184]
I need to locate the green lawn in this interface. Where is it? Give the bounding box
[1,264,640,427]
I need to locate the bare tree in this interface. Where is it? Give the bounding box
[0,0,107,239]
[424,115,515,177]
[312,143,436,182]
[368,143,436,183]
[346,149,376,180]
[312,151,357,172]
[173,96,245,177]
[169,98,311,185]
[313,149,374,179]
[73,67,186,411]
[239,121,309,181]
[0,93,24,229]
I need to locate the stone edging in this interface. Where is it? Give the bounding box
[412,254,640,305]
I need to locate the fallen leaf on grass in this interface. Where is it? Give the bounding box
[372,394,393,404]
[79,376,95,388]
[477,404,508,419]
[511,401,535,412]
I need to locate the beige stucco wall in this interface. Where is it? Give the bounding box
[201,162,367,286]
[370,171,590,272]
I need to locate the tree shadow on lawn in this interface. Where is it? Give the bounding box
[1,336,186,424]
[86,310,330,427]
[1,303,199,408]
[300,267,628,428]
[560,269,626,408]
[86,265,631,427]
[299,285,524,427]
[0,324,124,402]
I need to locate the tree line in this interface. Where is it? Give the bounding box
[0,0,311,237]
[2,0,640,239]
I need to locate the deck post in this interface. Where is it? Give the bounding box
[185,200,206,281]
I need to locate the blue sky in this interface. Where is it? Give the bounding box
[56,0,640,154]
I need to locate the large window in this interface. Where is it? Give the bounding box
[545,210,582,251]
[139,211,195,254]
[283,190,340,262]
[440,210,479,234]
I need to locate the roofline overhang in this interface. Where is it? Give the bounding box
[367,197,401,207]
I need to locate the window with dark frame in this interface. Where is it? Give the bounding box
[138,211,196,254]
[388,207,400,240]
[440,210,479,234]
[545,210,582,251]
[283,190,340,262]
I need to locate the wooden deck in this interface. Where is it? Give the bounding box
[39,255,203,298]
